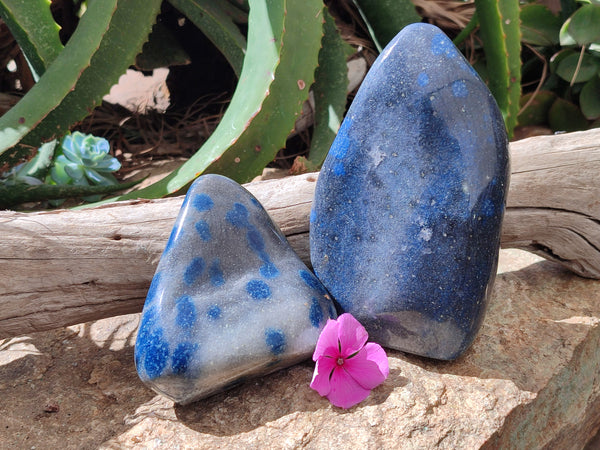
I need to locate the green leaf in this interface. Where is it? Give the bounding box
[98,0,323,203]
[0,0,62,76]
[474,0,521,137]
[555,50,600,83]
[302,7,351,171]
[567,4,600,45]
[520,4,561,46]
[353,0,421,51]
[135,22,191,70]
[580,76,600,119]
[517,90,557,126]
[168,0,247,77]
[0,0,163,170]
[15,139,57,180]
[559,17,578,46]
[548,97,588,131]
[0,179,140,210]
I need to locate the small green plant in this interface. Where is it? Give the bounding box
[0,132,134,209]
[50,132,121,188]
[519,1,600,132]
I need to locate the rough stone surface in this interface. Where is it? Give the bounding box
[135,174,336,404]
[1,250,600,449]
[310,23,510,360]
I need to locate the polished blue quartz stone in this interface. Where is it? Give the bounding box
[310,23,510,360]
[135,174,336,404]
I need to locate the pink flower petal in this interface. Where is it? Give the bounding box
[310,356,337,396]
[337,313,368,358]
[312,317,340,361]
[344,342,389,390]
[326,366,372,409]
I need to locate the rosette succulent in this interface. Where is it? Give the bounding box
[50,132,121,187]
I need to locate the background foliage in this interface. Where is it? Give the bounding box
[0,0,598,209]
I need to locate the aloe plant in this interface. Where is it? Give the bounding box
[474,0,521,138]
[93,0,324,204]
[0,0,62,76]
[0,0,162,169]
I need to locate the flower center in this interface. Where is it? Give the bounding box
[337,357,344,366]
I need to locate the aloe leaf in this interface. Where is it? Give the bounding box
[0,0,62,76]
[474,0,521,137]
[297,7,351,172]
[136,22,191,71]
[101,0,323,203]
[168,0,247,77]
[353,0,421,51]
[0,179,140,210]
[0,0,162,169]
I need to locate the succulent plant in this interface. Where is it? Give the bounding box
[50,131,121,187]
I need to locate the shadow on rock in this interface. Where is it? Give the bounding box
[0,314,156,449]
[175,363,405,436]
[390,259,600,393]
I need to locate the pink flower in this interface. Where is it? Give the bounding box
[310,313,389,409]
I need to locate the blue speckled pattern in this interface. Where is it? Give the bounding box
[135,174,336,404]
[310,23,510,360]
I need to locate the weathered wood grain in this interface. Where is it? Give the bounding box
[1,128,599,338]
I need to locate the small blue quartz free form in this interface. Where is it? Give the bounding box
[135,174,336,404]
[310,23,510,360]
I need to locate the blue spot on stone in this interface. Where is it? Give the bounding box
[183,257,205,286]
[309,298,324,327]
[310,209,317,224]
[209,259,225,286]
[330,139,349,159]
[207,304,222,320]
[193,193,214,212]
[300,269,320,290]
[333,162,346,176]
[135,306,157,366]
[246,279,271,300]
[265,328,286,355]
[260,262,280,279]
[226,202,250,228]
[172,342,197,375]
[299,269,328,296]
[417,72,430,87]
[146,272,162,305]
[452,80,468,98]
[175,295,197,329]
[431,33,457,58]
[247,228,265,252]
[143,328,169,378]
[195,220,211,241]
[250,197,261,208]
[164,224,182,254]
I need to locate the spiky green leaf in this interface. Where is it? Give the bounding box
[168,0,247,77]
[0,0,162,169]
[0,0,62,76]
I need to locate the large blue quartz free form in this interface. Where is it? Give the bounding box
[310,23,510,360]
[135,174,336,404]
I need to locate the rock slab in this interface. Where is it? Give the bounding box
[311,23,510,360]
[135,174,336,404]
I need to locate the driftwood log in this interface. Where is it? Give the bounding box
[1,128,599,339]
